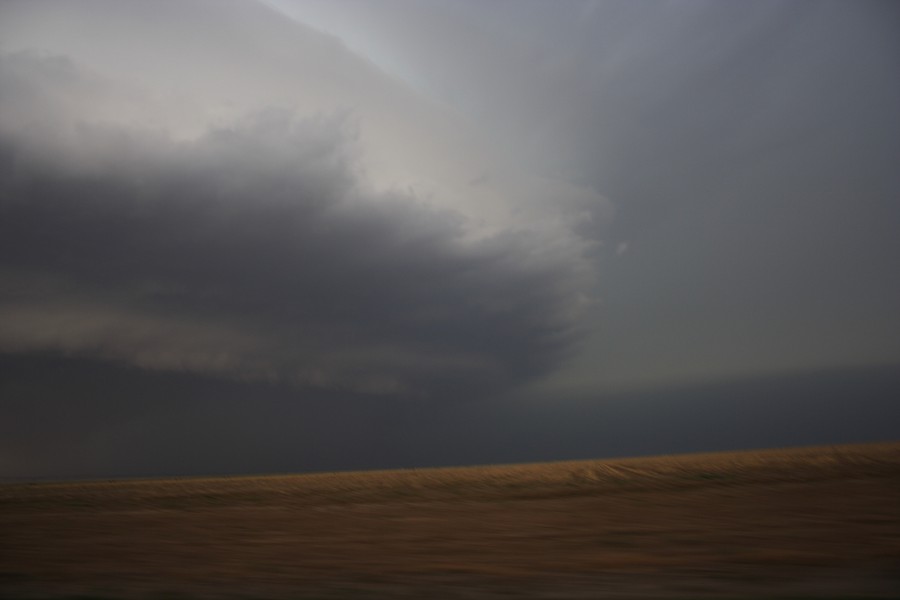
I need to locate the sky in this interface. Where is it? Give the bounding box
[1,0,898,479]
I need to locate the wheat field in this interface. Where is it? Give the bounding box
[2,442,899,598]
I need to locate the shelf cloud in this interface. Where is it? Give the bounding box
[0,15,598,398]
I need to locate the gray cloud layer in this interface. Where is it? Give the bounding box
[0,50,587,397]
[4,352,898,479]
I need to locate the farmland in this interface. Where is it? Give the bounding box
[2,442,899,599]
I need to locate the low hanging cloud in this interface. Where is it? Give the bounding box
[0,51,593,398]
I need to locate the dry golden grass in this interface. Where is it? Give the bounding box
[2,442,899,599]
[5,441,896,510]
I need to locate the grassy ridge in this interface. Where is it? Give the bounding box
[3,441,898,511]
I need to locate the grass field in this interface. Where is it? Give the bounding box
[2,442,899,599]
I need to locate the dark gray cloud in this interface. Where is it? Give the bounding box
[0,51,585,397]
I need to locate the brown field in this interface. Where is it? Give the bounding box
[2,442,899,599]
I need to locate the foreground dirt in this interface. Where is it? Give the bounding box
[2,442,899,599]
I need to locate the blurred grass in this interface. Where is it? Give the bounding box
[2,442,898,600]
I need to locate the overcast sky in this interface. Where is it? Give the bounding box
[1,0,898,479]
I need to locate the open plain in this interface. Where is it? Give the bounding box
[2,442,899,599]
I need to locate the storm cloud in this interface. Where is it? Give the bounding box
[1,0,898,479]
[0,47,591,397]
